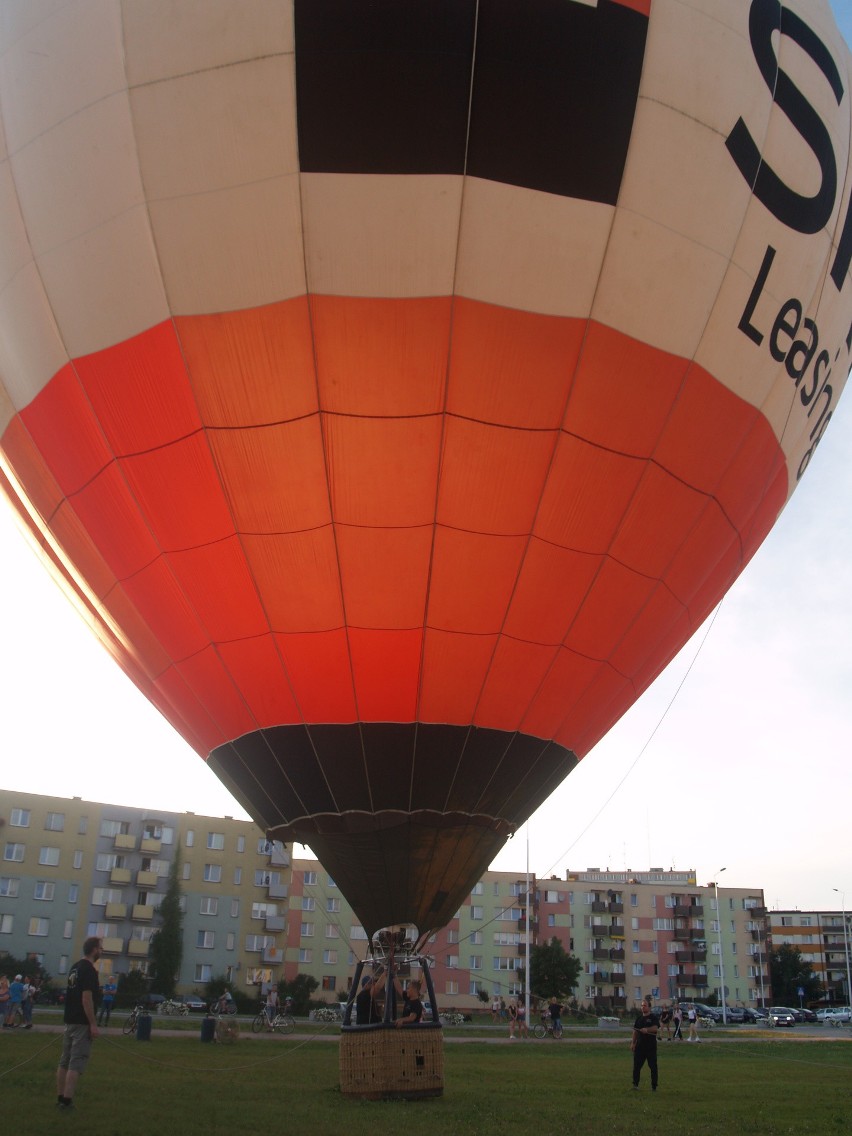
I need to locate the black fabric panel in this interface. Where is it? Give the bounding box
[306,724,373,813]
[360,722,419,811]
[294,0,648,205]
[295,0,475,174]
[467,0,648,203]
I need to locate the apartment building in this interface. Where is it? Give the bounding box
[768,909,852,1002]
[0,789,291,993]
[0,790,776,1011]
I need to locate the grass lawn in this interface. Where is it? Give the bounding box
[1,1031,849,1135]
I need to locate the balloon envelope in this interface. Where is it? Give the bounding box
[1,0,851,934]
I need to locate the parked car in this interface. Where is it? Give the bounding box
[742,1006,769,1023]
[816,1006,851,1023]
[178,994,207,1013]
[144,993,166,1010]
[724,1006,746,1023]
[768,1007,795,1027]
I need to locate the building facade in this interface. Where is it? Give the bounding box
[768,909,852,1002]
[2,790,780,1011]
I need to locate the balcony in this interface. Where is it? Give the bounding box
[594,971,609,982]
[262,947,284,964]
[105,902,127,920]
[690,904,704,916]
[132,904,154,921]
[673,905,690,917]
[591,900,608,913]
[136,870,159,888]
[676,951,692,963]
[692,950,707,962]
[114,834,136,851]
[674,928,690,940]
[593,947,609,960]
[140,837,161,854]
[694,974,708,986]
[110,867,131,885]
[609,948,625,961]
[609,924,624,938]
[608,901,624,914]
[101,937,124,955]
[689,929,706,941]
[265,915,286,932]
[127,940,149,958]
[267,846,290,867]
[268,882,288,899]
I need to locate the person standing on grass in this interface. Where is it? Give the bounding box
[687,1003,701,1042]
[55,937,101,1110]
[97,973,117,1027]
[631,999,660,1091]
[672,1004,684,1040]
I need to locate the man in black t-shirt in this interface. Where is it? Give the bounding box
[56,937,101,1110]
[355,972,383,1024]
[395,978,424,1027]
[631,999,659,1091]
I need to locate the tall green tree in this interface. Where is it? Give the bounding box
[769,943,822,1006]
[529,936,582,1001]
[148,850,183,997]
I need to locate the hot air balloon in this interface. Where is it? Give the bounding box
[1,0,851,950]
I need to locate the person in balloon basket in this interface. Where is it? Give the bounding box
[394,977,424,1028]
[56,937,101,1110]
[631,999,659,1092]
[355,969,386,1025]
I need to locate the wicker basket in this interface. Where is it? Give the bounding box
[340,1025,443,1100]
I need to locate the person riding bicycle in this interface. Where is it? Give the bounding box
[212,989,235,1015]
[265,985,279,1028]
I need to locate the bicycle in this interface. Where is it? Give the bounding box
[158,998,189,1016]
[209,998,238,1017]
[251,1010,296,1034]
[122,1004,145,1035]
[3,1005,24,1029]
[534,1019,563,1039]
[214,1016,240,1043]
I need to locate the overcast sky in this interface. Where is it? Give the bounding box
[1,2,851,919]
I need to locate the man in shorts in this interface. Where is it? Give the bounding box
[56,937,101,1110]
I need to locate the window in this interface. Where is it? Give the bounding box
[28,917,50,936]
[326,898,340,913]
[196,930,215,949]
[100,819,129,837]
[301,896,316,911]
[78,817,88,834]
[327,876,337,888]
[45,812,65,831]
[0,877,20,897]
[447,930,459,944]
[323,950,338,964]
[246,934,274,952]
[236,835,245,853]
[632,940,640,952]
[73,851,84,869]
[234,868,242,885]
[58,955,68,974]
[301,922,314,937]
[34,880,55,901]
[231,899,240,918]
[470,955,482,970]
[351,926,368,940]
[255,869,280,886]
[631,894,638,907]
[64,920,74,938]
[39,847,60,866]
[10,808,30,827]
[446,955,459,969]
[303,871,317,886]
[0,914,13,934]
[325,924,339,938]
[183,863,191,880]
[322,976,336,991]
[68,884,79,903]
[494,956,523,970]
[226,933,235,951]
[92,888,122,905]
[185,830,195,848]
[4,843,25,862]
[207,832,225,850]
[471,882,484,895]
[251,902,277,919]
[195,964,213,983]
[471,906,483,920]
[470,931,483,945]
[203,864,222,883]
[633,963,644,976]
[298,948,313,963]
[446,980,459,995]
[469,979,484,996]
[200,897,219,916]
[97,854,123,871]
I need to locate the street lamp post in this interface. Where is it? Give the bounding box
[714,868,727,1025]
[832,889,851,1009]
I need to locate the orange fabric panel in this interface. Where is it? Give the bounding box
[609,584,691,679]
[609,464,708,579]
[70,464,162,579]
[437,417,557,534]
[426,527,528,633]
[100,585,174,680]
[503,537,602,644]
[207,415,330,533]
[535,433,646,550]
[716,424,788,536]
[167,537,269,642]
[119,433,235,550]
[555,662,635,755]
[447,299,584,428]
[175,644,257,740]
[348,627,422,721]
[418,629,498,723]
[176,298,319,428]
[275,629,357,722]
[563,558,657,659]
[217,635,302,728]
[739,463,787,560]
[520,647,607,740]
[336,524,432,628]
[564,322,689,456]
[0,414,66,522]
[243,528,344,632]
[663,500,738,607]
[474,637,560,732]
[323,413,442,526]
[121,557,209,662]
[20,363,112,495]
[154,665,224,754]
[312,295,451,416]
[75,321,201,453]
[49,499,119,601]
